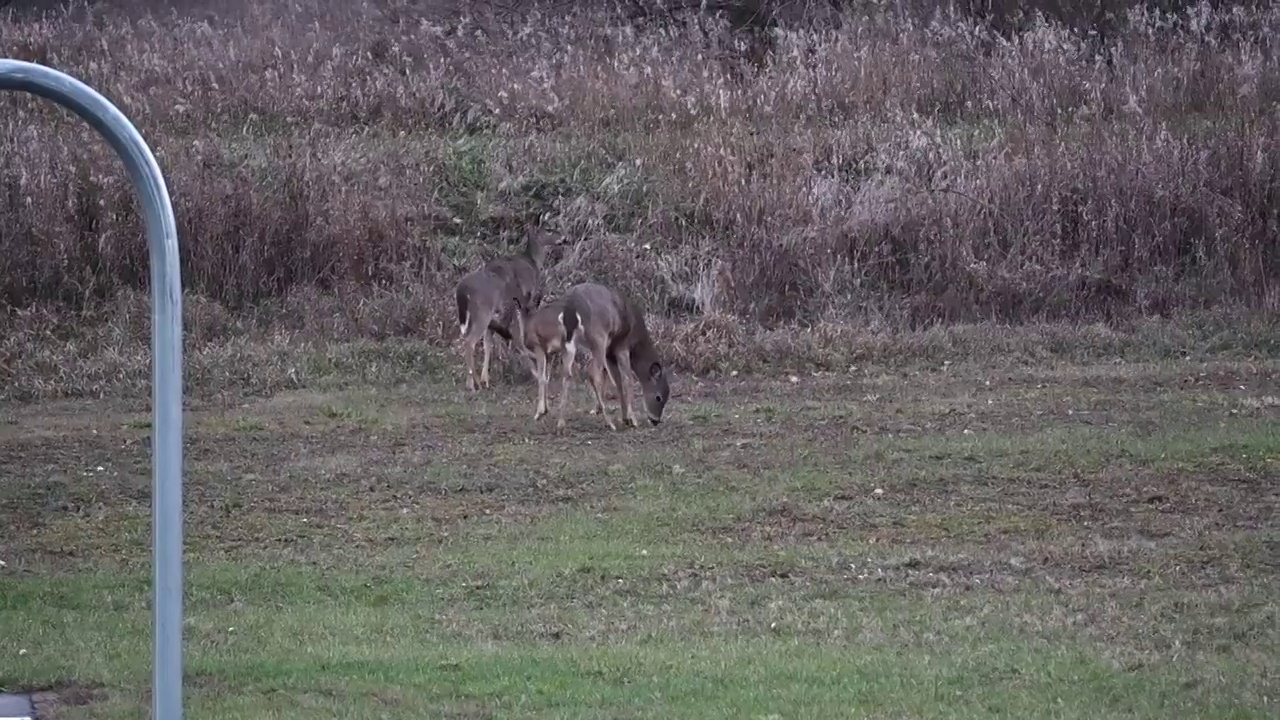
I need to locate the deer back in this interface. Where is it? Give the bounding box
[564,283,632,344]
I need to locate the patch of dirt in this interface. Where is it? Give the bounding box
[715,499,860,544]
[27,682,106,719]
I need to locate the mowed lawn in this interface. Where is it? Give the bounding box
[1,353,1276,719]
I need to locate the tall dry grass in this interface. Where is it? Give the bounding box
[1,0,1277,397]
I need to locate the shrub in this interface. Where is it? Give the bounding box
[0,0,1275,355]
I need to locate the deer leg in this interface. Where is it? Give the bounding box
[587,351,605,416]
[462,341,477,392]
[533,350,550,421]
[480,330,494,389]
[608,348,638,428]
[584,354,617,431]
[460,319,487,393]
[554,338,578,430]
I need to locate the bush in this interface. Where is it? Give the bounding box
[1,0,1276,349]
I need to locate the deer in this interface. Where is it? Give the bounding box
[514,281,671,431]
[514,295,569,421]
[455,227,549,392]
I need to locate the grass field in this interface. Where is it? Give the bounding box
[1,0,1277,717]
[1,337,1276,718]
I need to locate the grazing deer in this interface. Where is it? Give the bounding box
[455,228,548,391]
[517,282,670,430]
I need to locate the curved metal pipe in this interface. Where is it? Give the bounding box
[0,59,185,720]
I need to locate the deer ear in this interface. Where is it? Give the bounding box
[649,362,663,380]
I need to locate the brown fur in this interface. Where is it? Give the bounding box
[517,282,670,430]
[455,227,548,391]
[513,296,569,421]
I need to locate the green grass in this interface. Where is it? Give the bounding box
[1,353,1277,718]
[4,567,1268,719]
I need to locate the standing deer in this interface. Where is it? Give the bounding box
[515,295,569,421]
[516,282,670,430]
[455,228,548,391]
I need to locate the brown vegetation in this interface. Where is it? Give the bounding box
[0,0,1277,397]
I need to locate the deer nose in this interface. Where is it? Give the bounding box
[649,417,661,426]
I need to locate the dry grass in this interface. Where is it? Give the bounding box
[1,0,1277,395]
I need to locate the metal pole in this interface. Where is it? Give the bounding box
[0,60,185,719]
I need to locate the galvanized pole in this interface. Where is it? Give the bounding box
[0,60,185,719]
